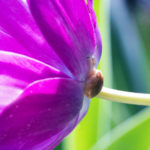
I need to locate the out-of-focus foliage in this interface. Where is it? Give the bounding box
[93,108,150,150]
[55,0,150,150]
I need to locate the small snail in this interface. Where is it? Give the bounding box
[84,57,104,98]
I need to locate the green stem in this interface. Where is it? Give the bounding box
[98,87,150,106]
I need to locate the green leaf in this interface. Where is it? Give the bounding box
[92,108,150,150]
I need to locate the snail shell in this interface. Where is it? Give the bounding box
[84,70,104,98]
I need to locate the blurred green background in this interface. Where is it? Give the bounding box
[55,0,150,149]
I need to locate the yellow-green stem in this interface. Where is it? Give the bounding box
[98,87,150,106]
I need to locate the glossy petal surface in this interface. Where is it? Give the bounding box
[87,0,102,65]
[0,0,71,76]
[0,78,83,149]
[28,0,96,80]
[0,29,26,52]
[77,97,90,123]
[87,0,93,8]
[0,51,68,106]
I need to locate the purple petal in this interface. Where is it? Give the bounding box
[0,0,72,76]
[45,97,90,149]
[28,0,96,80]
[93,27,102,66]
[33,116,79,149]
[87,0,93,8]
[0,78,83,149]
[0,51,68,106]
[0,29,27,52]
[77,97,90,123]
[46,97,90,149]
[87,1,102,65]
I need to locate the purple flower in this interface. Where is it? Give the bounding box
[0,0,102,149]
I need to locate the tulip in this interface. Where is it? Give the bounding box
[2,0,149,149]
[0,0,103,149]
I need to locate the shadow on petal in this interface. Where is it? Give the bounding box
[0,78,84,149]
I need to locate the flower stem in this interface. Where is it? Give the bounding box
[97,87,150,106]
